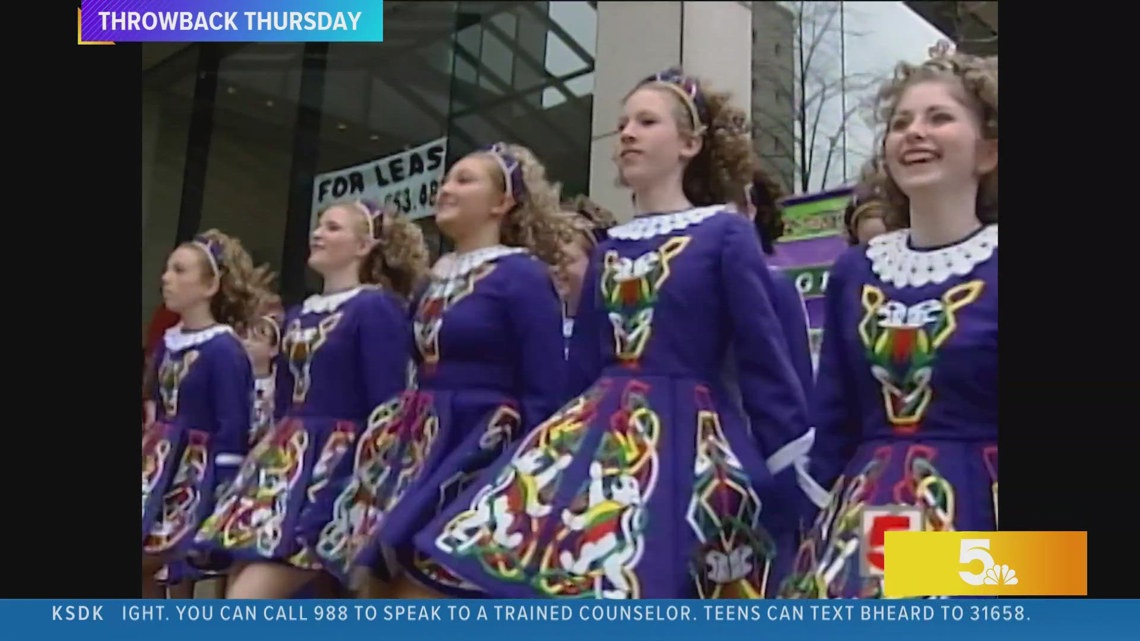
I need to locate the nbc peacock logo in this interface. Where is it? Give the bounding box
[958,538,1019,588]
[983,564,1018,586]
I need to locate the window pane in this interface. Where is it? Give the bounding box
[198,43,304,288]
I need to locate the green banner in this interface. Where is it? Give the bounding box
[779,189,851,242]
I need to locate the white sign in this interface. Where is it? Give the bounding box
[310,136,448,229]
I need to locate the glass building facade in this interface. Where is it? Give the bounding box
[141,1,598,326]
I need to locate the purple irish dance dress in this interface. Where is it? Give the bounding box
[768,268,814,402]
[311,246,566,596]
[781,225,999,598]
[414,207,822,598]
[194,287,412,585]
[142,325,252,558]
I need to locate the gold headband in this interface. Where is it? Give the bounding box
[850,201,885,228]
[647,81,706,134]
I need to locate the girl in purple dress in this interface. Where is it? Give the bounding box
[781,44,998,599]
[745,168,814,401]
[415,68,820,599]
[142,230,267,598]
[194,202,429,598]
[843,179,889,247]
[241,308,283,448]
[554,196,617,357]
[312,143,571,599]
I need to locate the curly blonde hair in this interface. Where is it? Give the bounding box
[184,229,275,332]
[871,46,998,229]
[478,143,574,268]
[331,199,430,301]
[629,74,755,209]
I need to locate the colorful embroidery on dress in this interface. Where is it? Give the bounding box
[780,449,891,598]
[780,445,959,599]
[434,382,607,585]
[414,404,522,592]
[144,430,209,553]
[316,394,441,576]
[600,236,690,364]
[283,313,343,404]
[158,350,199,417]
[857,280,984,430]
[142,429,173,519]
[196,419,310,556]
[414,266,495,371]
[687,386,774,598]
[535,380,661,599]
[286,423,356,570]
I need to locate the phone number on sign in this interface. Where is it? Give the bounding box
[383,180,440,216]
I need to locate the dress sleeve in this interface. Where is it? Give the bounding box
[507,259,569,429]
[211,340,255,487]
[273,309,298,422]
[357,292,414,410]
[771,272,816,404]
[806,251,861,491]
[145,344,163,403]
[719,215,830,515]
[143,344,163,427]
[566,254,604,399]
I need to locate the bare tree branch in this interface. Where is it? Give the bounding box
[751,1,887,193]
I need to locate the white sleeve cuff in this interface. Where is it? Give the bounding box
[795,458,831,509]
[765,428,832,510]
[215,453,244,467]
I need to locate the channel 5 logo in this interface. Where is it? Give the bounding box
[883,531,1088,597]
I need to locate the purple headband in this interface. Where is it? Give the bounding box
[482,143,526,201]
[351,199,386,239]
[642,68,710,130]
[192,235,224,276]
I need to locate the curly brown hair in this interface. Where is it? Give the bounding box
[748,162,788,255]
[628,73,755,209]
[319,199,430,301]
[184,229,275,332]
[871,46,998,229]
[561,194,617,252]
[478,144,574,268]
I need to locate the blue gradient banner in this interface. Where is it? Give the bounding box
[19,600,1140,640]
[80,0,383,42]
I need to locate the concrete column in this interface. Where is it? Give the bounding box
[681,1,753,116]
[588,2,682,222]
[588,1,752,221]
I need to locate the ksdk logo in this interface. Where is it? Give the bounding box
[52,605,104,621]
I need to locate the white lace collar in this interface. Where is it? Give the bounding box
[608,205,722,240]
[442,245,527,279]
[254,373,275,392]
[867,224,998,288]
[163,324,234,352]
[302,286,367,315]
